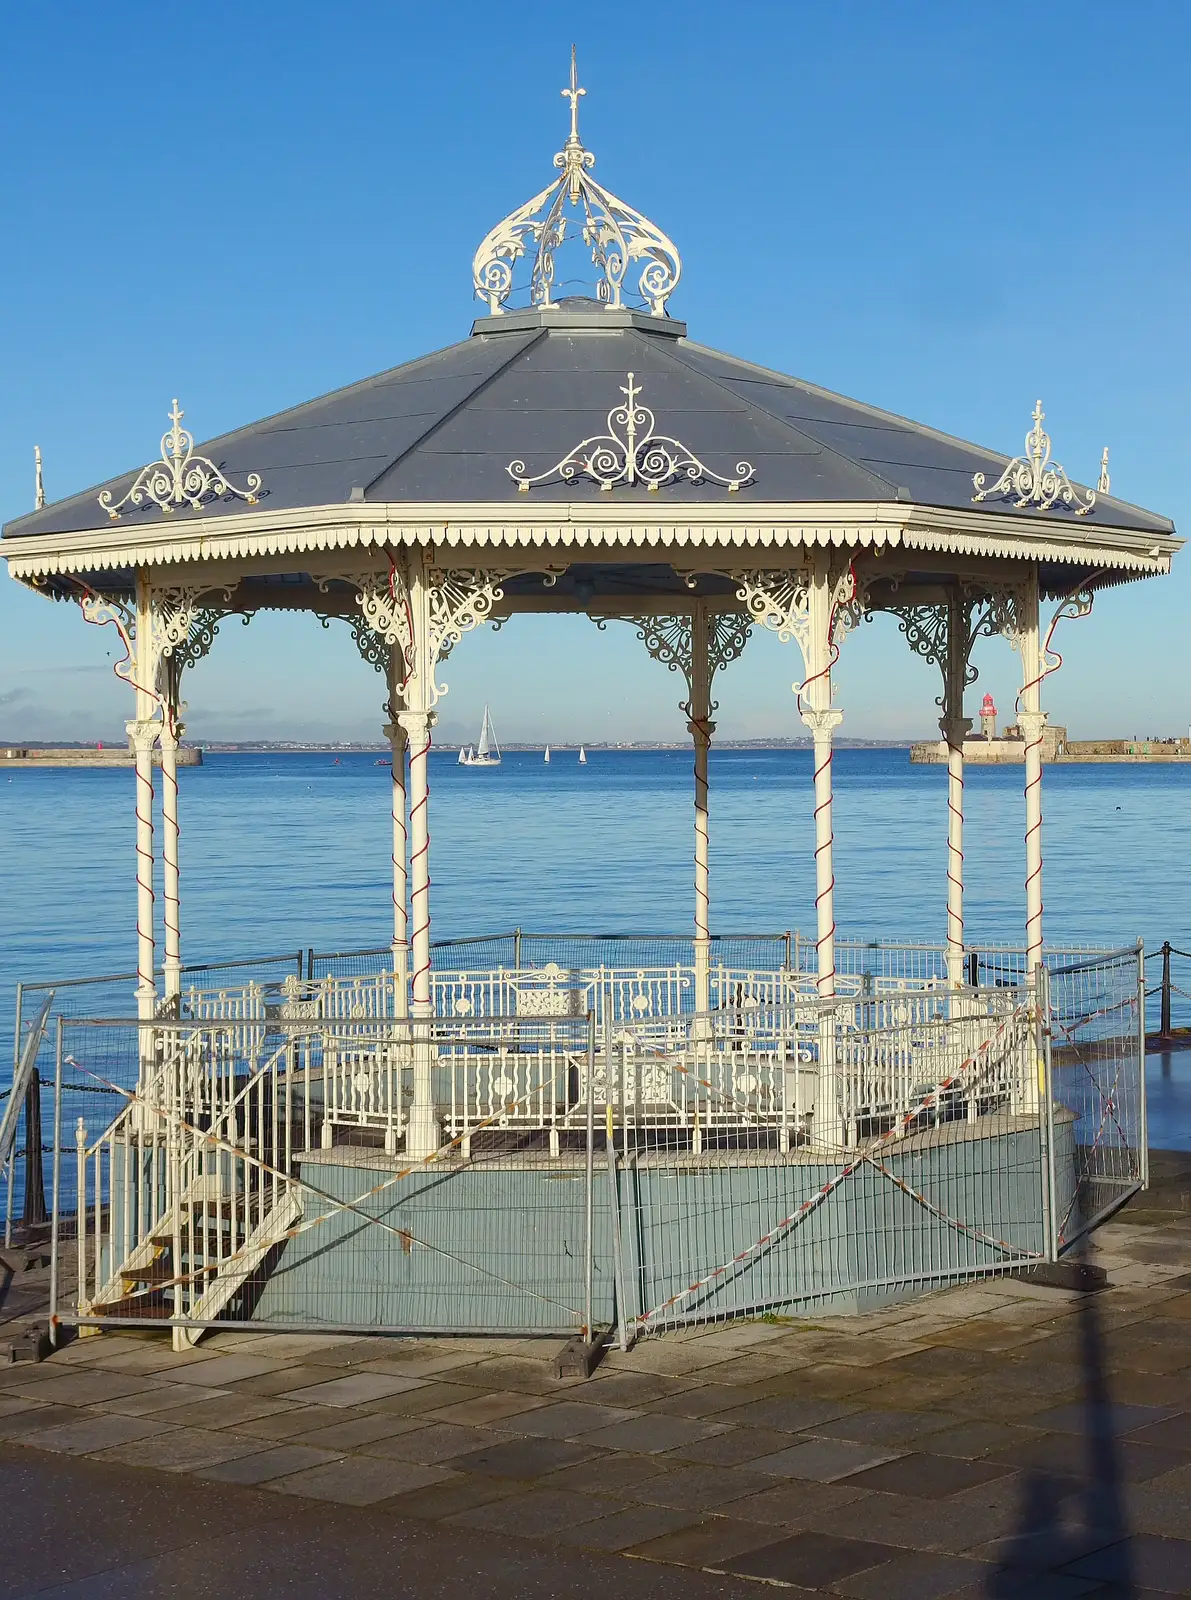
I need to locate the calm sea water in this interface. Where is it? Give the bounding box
[3,747,1189,1146]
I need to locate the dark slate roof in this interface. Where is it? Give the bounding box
[4,302,1174,538]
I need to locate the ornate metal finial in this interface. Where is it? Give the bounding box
[1097,447,1111,494]
[99,400,263,521]
[509,371,752,493]
[34,445,44,510]
[472,51,681,318]
[972,400,1096,517]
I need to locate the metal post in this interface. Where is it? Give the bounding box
[1017,571,1045,974]
[1139,940,1150,1190]
[583,1016,595,1340]
[1039,965,1058,1261]
[689,603,713,1036]
[3,983,19,1248]
[160,663,183,1005]
[49,1019,63,1343]
[967,950,979,989]
[514,927,523,972]
[1160,940,1172,1039]
[21,1052,46,1228]
[605,1112,629,1352]
[385,650,410,1021]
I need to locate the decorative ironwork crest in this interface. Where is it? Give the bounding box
[972,401,1095,517]
[1097,447,1111,494]
[510,372,753,494]
[473,50,682,317]
[99,400,262,520]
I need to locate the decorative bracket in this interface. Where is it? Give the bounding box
[99,400,262,520]
[596,610,752,716]
[731,570,813,653]
[509,372,752,494]
[973,401,1096,517]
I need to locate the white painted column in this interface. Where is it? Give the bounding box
[940,591,973,992]
[1017,572,1046,974]
[396,555,439,1158]
[390,649,413,1024]
[689,604,713,1032]
[160,663,183,1005]
[801,556,843,1147]
[129,571,158,1028]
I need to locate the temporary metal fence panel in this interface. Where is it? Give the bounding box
[1045,944,1146,1252]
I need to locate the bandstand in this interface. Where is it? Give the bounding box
[1,61,1179,1345]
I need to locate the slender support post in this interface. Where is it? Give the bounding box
[1016,572,1045,974]
[801,556,844,1147]
[160,663,183,1005]
[129,570,159,1036]
[384,648,409,1022]
[1160,941,1172,1040]
[396,555,439,1159]
[689,604,713,1035]
[940,593,973,992]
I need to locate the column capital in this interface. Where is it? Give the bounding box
[395,708,435,738]
[1016,710,1049,740]
[382,721,406,746]
[801,707,843,739]
[939,715,973,747]
[125,718,158,751]
[686,715,716,742]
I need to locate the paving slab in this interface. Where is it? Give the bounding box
[712,1395,859,1431]
[158,1354,288,1386]
[580,1414,725,1454]
[843,1451,1015,1497]
[629,1462,774,1510]
[428,1391,552,1427]
[1063,1532,1191,1592]
[194,1444,346,1484]
[720,1479,870,1529]
[802,1485,1022,1555]
[493,1399,637,1437]
[267,1454,451,1505]
[557,1502,707,1551]
[359,1422,502,1463]
[97,1427,268,1473]
[22,1413,173,1455]
[745,1437,903,1481]
[280,1371,428,1407]
[625,1512,785,1566]
[662,1424,795,1467]
[447,1435,601,1479]
[832,1549,992,1598]
[449,1486,613,1537]
[719,1527,900,1586]
[287,1412,429,1450]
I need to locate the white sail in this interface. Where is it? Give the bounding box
[544,745,551,763]
[460,707,501,767]
[578,745,587,764]
[458,746,466,764]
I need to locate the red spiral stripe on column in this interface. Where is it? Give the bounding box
[391,761,407,935]
[690,712,712,942]
[812,741,836,991]
[134,754,155,988]
[409,725,432,995]
[162,750,180,955]
[947,756,964,950]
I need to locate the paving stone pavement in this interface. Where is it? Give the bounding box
[4,1150,1191,1594]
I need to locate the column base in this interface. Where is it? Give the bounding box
[405,1105,441,1162]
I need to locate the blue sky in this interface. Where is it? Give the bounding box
[1,0,1189,746]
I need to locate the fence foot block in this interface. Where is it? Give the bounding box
[1,1322,51,1364]
[554,1337,602,1380]
[1013,1260,1109,1293]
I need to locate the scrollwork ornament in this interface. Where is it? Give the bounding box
[973,401,1096,517]
[99,401,262,520]
[509,373,752,494]
[473,51,681,316]
[732,570,813,651]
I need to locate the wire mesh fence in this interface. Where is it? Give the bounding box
[14,934,1152,1343]
[1045,945,1146,1252]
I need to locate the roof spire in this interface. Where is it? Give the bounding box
[472,52,681,318]
[562,44,585,147]
[34,445,44,510]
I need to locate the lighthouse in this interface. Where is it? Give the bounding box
[979,693,997,741]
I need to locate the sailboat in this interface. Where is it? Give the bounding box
[544,745,551,764]
[459,706,501,768]
[578,745,587,764]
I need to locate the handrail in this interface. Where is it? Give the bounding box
[0,995,53,1174]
